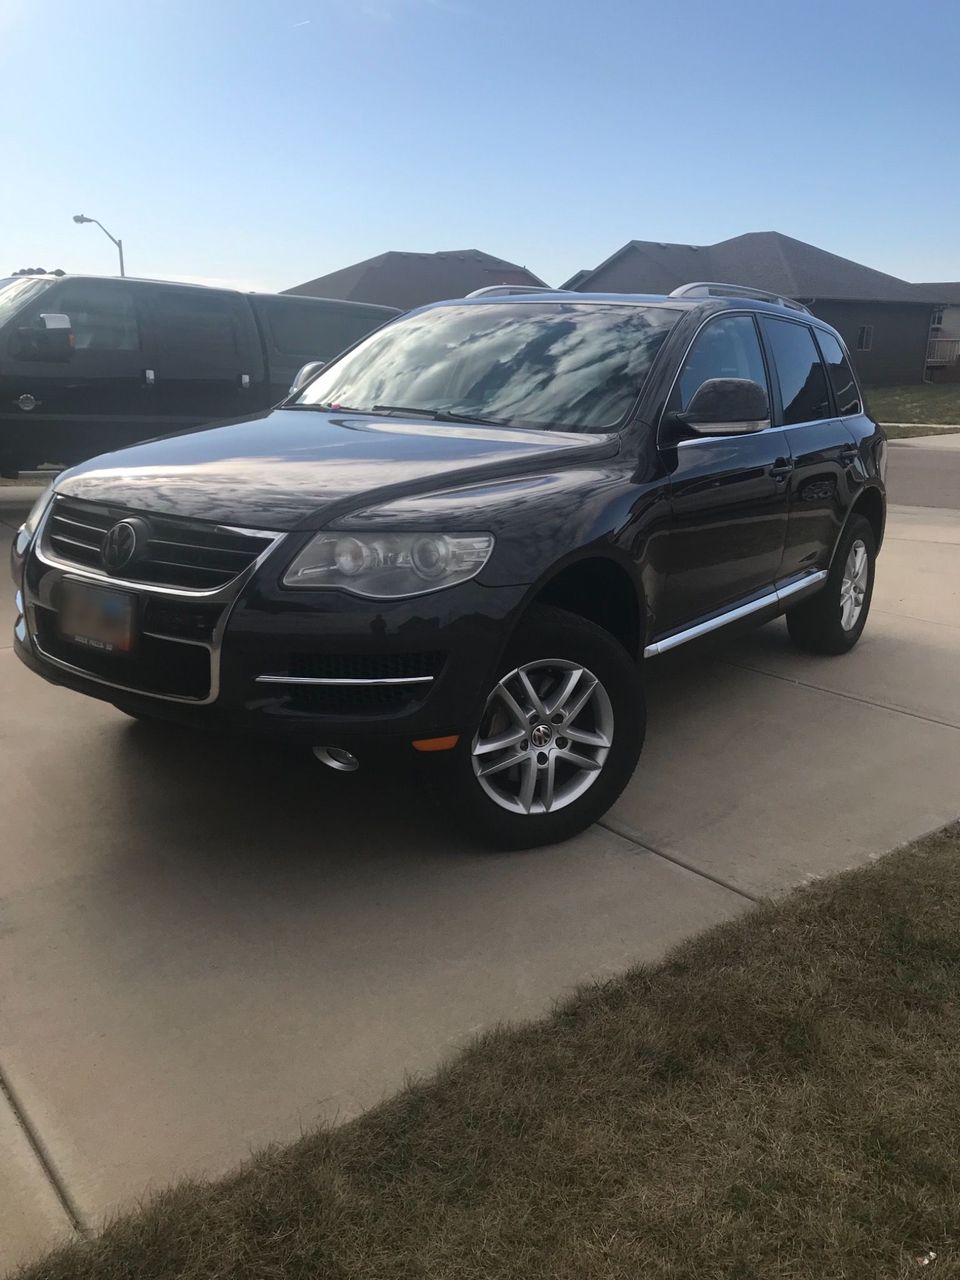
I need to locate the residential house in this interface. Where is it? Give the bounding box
[284,249,546,312]
[563,232,941,386]
[916,283,960,381]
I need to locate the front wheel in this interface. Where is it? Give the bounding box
[443,606,645,850]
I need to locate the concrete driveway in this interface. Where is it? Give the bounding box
[2,443,960,1270]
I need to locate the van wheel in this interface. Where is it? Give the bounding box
[443,606,645,850]
[786,515,876,654]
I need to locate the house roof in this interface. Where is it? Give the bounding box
[915,282,960,303]
[564,232,934,304]
[283,249,547,310]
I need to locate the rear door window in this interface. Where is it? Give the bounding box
[815,330,862,416]
[760,318,832,425]
[147,287,248,375]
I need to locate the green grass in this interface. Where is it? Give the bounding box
[20,823,960,1280]
[868,383,960,424]
[882,423,960,440]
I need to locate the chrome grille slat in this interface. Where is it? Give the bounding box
[43,496,280,593]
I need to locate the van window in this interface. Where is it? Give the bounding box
[761,318,832,425]
[14,280,141,353]
[149,288,243,371]
[259,298,391,361]
[816,331,862,416]
[55,281,140,352]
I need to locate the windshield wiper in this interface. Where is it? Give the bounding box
[372,404,509,427]
[287,401,367,413]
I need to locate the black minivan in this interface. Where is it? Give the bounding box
[0,274,398,476]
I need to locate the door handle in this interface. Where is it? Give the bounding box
[143,369,156,386]
[769,459,793,481]
[840,445,859,465]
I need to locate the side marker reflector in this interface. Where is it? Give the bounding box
[412,735,460,752]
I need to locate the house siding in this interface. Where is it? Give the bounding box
[808,302,930,386]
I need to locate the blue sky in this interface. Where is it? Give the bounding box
[2,0,958,292]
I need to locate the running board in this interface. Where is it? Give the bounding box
[643,571,828,658]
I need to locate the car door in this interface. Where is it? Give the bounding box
[655,311,791,633]
[1,277,155,469]
[141,285,265,430]
[759,317,857,581]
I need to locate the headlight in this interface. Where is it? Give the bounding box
[14,483,55,556]
[282,532,494,598]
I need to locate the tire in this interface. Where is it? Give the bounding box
[442,605,645,850]
[786,515,876,655]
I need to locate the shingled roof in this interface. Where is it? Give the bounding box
[284,249,547,311]
[565,232,936,303]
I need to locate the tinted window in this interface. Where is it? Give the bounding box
[297,302,680,432]
[816,330,861,416]
[260,298,390,360]
[17,280,140,353]
[676,313,768,410]
[762,319,831,425]
[149,288,242,371]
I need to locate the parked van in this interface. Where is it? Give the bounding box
[0,274,398,475]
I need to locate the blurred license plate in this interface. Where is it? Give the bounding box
[60,580,136,654]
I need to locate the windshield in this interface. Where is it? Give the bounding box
[294,301,680,432]
[0,276,53,330]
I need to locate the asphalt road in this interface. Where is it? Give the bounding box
[886,437,960,510]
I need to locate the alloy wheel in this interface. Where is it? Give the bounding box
[471,659,614,815]
[840,538,869,631]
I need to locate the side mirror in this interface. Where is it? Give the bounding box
[16,313,74,363]
[675,378,770,435]
[290,360,325,394]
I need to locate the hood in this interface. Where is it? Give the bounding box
[55,409,618,530]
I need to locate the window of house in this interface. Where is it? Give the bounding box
[931,307,945,330]
[856,325,873,352]
[816,330,862,417]
[675,313,769,411]
[761,318,832,425]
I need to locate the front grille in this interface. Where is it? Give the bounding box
[44,497,276,591]
[287,651,444,681]
[142,599,224,644]
[35,606,210,699]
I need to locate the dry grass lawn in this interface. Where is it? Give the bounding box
[20,824,960,1280]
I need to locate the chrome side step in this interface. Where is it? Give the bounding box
[643,570,827,658]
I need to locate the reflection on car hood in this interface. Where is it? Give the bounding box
[54,408,618,530]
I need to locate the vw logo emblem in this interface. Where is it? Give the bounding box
[531,724,553,748]
[101,518,148,573]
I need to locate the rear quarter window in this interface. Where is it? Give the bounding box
[815,330,862,416]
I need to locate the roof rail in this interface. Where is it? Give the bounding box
[465,284,554,298]
[668,282,811,314]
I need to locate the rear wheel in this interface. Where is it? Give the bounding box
[444,606,645,849]
[786,514,876,654]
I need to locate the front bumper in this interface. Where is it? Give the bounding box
[13,535,528,750]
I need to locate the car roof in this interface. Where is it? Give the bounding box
[420,289,834,326]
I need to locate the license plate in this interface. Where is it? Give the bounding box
[60,580,136,654]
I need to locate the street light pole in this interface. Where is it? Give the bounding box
[72,214,125,277]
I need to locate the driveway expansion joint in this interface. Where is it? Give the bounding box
[722,659,960,733]
[0,1063,87,1239]
[598,819,762,903]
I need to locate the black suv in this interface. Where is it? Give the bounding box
[11,285,886,847]
[0,273,397,475]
